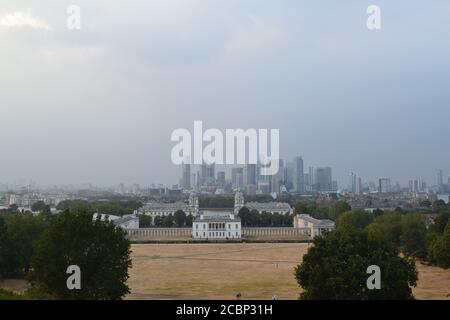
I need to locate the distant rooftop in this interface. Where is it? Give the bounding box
[297,214,335,226]
[245,202,292,210]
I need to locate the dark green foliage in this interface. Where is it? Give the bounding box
[432,211,450,234]
[336,209,374,230]
[4,213,47,276]
[29,210,132,300]
[328,201,351,221]
[56,199,142,216]
[0,218,14,278]
[31,201,51,216]
[238,207,292,227]
[173,210,187,227]
[138,214,152,228]
[186,214,193,227]
[294,201,329,219]
[295,226,418,300]
[428,222,450,269]
[199,196,234,208]
[370,212,403,245]
[400,214,427,259]
[0,288,23,300]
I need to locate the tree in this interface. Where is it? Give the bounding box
[328,201,351,221]
[433,199,446,210]
[0,288,23,300]
[400,214,427,259]
[186,214,194,227]
[311,204,330,220]
[371,212,403,245]
[295,226,417,300]
[173,210,187,227]
[0,218,14,278]
[162,214,174,228]
[31,201,50,216]
[138,214,152,228]
[372,208,384,217]
[8,204,18,213]
[429,222,450,269]
[29,210,132,299]
[56,199,91,214]
[238,207,250,227]
[432,211,450,234]
[154,216,163,227]
[420,200,431,208]
[336,209,374,230]
[5,213,47,275]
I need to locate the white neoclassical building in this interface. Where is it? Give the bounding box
[192,210,241,240]
[93,213,139,230]
[234,191,293,215]
[136,193,199,224]
[293,214,335,238]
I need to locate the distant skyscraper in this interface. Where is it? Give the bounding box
[378,178,391,193]
[231,167,244,190]
[181,163,191,190]
[271,173,280,194]
[285,161,294,191]
[356,177,362,194]
[438,169,444,192]
[217,171,226,188]
[349,172,362,194]
[200,163,215,186]
[315,167,332,192]
[409,179,419,193]
[244,164,257,187]
[293,157,304,193]
[308,166,315,191]
[132,184,141,195]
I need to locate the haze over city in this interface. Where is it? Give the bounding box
[1,0,450,187]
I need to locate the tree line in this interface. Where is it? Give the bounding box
[294,199,450,299]
[237,207,293,227]
[0,209,131,300]
[138,210,193,228]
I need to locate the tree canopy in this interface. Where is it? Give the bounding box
[29,210,132,299]
[295,226,418,300]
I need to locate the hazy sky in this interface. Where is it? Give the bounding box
[1,0,450,187]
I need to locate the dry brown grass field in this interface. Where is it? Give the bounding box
[127,243,450,300]
[1,243,449,299]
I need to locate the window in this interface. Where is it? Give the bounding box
[195,232,198,236]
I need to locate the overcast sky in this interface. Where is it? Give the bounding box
[1,1,450,187]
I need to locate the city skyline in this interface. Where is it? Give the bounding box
[1,1,450,186]
[2,161,449,195]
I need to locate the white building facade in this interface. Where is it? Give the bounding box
[234,192,293,215]
[192,210,241,240]
[93,213,139,230]
[137,193,199,224]
[293,214,335,238]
